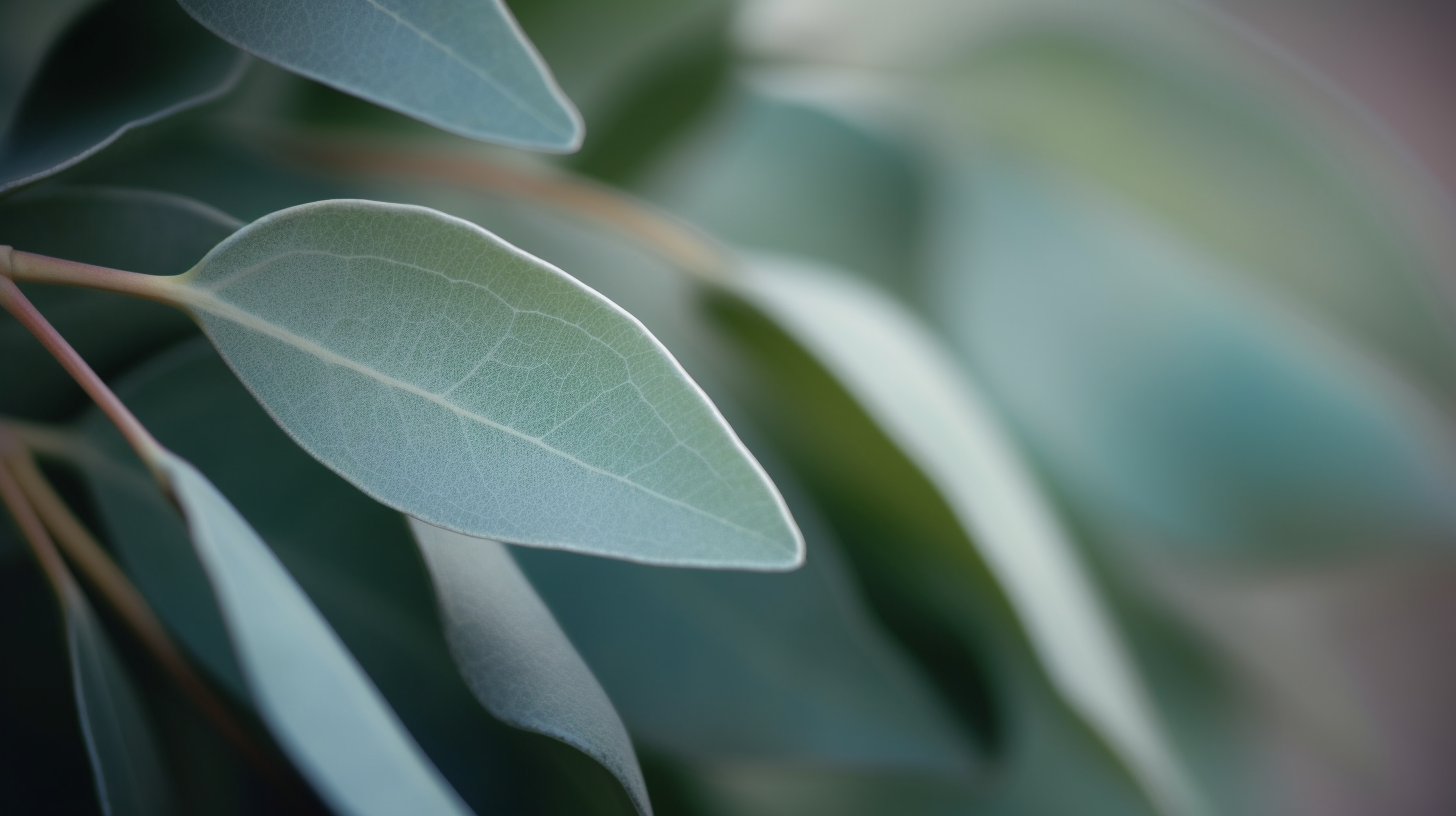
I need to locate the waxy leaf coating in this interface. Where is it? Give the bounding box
[178,200,802,569]
[175,0,582,150]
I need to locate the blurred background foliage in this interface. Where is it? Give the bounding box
[4,0,1456,814]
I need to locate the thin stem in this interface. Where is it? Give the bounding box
[0,429,74,597]
[287,142,736,282]
[0,245,182,303]
[0,273,167,477]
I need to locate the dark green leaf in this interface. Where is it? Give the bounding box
[175,0,581,151]
[0,185,238,419]
[0,0,244,194]
[171,199,801,569]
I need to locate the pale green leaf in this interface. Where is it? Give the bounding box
[156,451,474,816]
[175,0,581,151]
[173,199,801,569]
[0,0,245,194]
[410,520,651,816]
[924,159,1456,560]
[61,584,174,816]
[731,253,1201,816]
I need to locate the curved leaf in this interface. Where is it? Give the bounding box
[60,585,174,816]
[729,254,1201,816]
[0,0,245,194]
[175,0,581,151]
[924,159,1456,560]
[169,199,801,569]
[410,520,651,816]
[0,185,238,419]
[512,486,980,772]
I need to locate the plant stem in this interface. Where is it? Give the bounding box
[0,272,167,477]
[0,429,75,597]
[288,142,735,283]
[0,245,182,303]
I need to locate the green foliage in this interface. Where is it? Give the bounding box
[2,1,1451,815]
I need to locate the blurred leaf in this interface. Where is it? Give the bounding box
[59,583,175,816]
[647,87,924,292]
[510,0,732,182]
[173,199,800,568]
[175,0,581,151]
[0,185,238,419]
[0,0,96,129]
[0,560,100,814]
[512,483,978,772]
[79,338,643,816]
[937,22,1456,403]
[68,429,474,815]
[726,253,1200,816]
[409,519,652,816]
[924,158,1456,559]
[0,0,245,194]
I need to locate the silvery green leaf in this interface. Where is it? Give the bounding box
[60,584,174,816]
[175,0,581,151]
[731,253,1201,816]
[172,199,801,569]
[134,448,472,816]
[924,159,1456,560]
[410,520,650,816]
[0,0,245,194]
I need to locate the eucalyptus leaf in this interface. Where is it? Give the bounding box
[924,159,1456,560]
[729,253,1200,816]
[59,583,175,816]
[149,449,474,816]
[410,520,651,816]
[175,0,581,151]
[172,199,800,569]
[0,0,245,194]
[0,185,238,419]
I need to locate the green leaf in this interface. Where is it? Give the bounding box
[727,254,1202,816]
[171,199,800,569]
[512,478,979,772]
[0,0,245,194]
[59,584,175,816]
[151,450,473,816]
[410,520,652,816]
[924,158,1456,560]
[174,0,581,151]
[0,185,238,419]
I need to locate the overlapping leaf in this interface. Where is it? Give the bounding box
[164,199,800,569]
[725,254,1201,816]
[175,0,581,151]
[0,0,244,194]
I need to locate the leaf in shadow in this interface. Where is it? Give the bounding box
[175,0,581,151]
[410,519,651,816]
[0,0,244,194]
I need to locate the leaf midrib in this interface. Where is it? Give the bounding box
[176,286,782,551]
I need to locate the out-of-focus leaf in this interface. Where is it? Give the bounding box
[409,519,651,816]
[727,253,1200,816]
[510,0,732,181]
[0,560,100,814]
[0,185,238,419]
[0,0,245,194]
[513,483,978,772]
[59,583,174,816]
[0,0,96,129]
[924,159,1456,559]
[935,21,1456,403]
[166,199,799,569]
[78,338,643,816]
[175,0,581,151]
[69,426,473,815]
[647,86,924,292]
